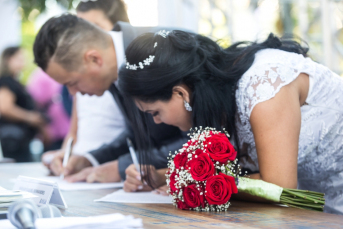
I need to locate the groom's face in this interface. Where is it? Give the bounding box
[45,59,109,96]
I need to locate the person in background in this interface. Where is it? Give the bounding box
[0,46,46,162]
[42,0,130,179]
[76,0,129,31]
[27,68,70,151]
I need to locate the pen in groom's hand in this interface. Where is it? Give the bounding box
[60,137,74,180]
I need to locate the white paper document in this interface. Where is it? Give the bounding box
[0,186,38,214]
[0,213,142,229]
[12,176,123,191]
[95,189,173,204]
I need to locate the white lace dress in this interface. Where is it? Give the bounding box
[235,48,343,214]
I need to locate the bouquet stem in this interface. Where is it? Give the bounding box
[238,177,325,212]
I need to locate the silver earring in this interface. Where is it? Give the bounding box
[184,100,192,111]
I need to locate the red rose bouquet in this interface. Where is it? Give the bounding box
[166,127,325,212]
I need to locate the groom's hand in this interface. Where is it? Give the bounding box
[50,155,91,176]
[65,160,121,183]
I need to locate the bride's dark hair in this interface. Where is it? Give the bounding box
[118,31,308,186]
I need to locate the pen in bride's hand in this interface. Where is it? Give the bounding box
[60,137,73,180]
[126,138,140,173]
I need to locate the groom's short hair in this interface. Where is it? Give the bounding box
[33,13,109,71]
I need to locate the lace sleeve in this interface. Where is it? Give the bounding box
[237,63,299,119]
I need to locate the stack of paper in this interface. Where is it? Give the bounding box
[0,213,142,229]
[0,187,37,214]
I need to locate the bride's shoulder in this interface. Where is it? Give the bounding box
[240,49,304,82]
[236,49,304,118]
[250,49,303,69]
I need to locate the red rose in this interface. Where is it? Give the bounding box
[177,200,188,210]
[205,133,237,163]
[183,184,204,209]
[187,149,215,181]
[174,151,188,170]
[169,172,178,193]
[205,173,238,205]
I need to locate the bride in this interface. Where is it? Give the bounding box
[118,30,343,214]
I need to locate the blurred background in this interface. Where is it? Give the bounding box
[0,0,342,161]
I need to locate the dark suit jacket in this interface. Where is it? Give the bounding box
[89,22,188,179]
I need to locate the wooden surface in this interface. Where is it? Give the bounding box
[0,162,342,228]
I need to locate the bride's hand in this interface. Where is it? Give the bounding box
[153,185,169,196]
[123,165,167,192]
[123,164,152,192]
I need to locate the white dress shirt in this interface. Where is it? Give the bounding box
[82,31,126,166]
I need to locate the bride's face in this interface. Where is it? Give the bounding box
[135,86,193,131]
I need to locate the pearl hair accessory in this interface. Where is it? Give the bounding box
[156,30,171,38]
[126,55,155,70]
[125,30,171,70]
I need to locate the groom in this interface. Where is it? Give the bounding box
[33,14,187,188]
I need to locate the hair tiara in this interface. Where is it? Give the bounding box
[125,30,171,70]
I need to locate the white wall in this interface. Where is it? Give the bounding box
[157,0,199,33]
[0,0,21,53]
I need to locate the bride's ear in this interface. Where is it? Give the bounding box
[172,85,191,103]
